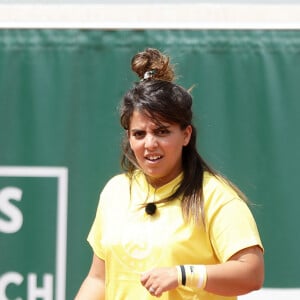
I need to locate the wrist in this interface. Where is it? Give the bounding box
[176,265,207,290]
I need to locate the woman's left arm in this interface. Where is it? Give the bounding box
[205,245,264,296]
[140,245,264,297]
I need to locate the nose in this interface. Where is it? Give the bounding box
[144,134,158,149]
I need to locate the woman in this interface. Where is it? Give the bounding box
[75,48,264,299]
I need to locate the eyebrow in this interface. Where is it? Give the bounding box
[130,124,171,132]
[130,128,144,132]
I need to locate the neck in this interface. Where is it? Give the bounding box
[145,172,182,189]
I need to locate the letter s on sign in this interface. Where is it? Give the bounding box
[0,187,23,234]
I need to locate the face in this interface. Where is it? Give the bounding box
[128,110,192,188]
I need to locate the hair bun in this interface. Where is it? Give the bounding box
[131,48,175,82]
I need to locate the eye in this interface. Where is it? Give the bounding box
[155,128,170,136]
[132,130,145,139]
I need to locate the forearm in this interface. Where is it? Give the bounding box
[205,259,264,296]
[75,275,105,300]
[176,246,264,297]
[203,246,264,296]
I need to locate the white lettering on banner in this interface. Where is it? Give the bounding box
[0,166,68,300]
[0,272,23,300]
[28,273,53,300]
[0,272,53,300]
[0,187,23,234]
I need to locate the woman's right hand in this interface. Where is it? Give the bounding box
[140,267,179,297]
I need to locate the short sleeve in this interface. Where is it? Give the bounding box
[210,198,263,262]
[87,193,106,259]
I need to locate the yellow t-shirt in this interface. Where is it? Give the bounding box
[87,171,263,300]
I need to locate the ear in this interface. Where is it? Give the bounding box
[183,125,192,146]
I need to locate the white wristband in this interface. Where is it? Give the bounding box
[177,265,207,289]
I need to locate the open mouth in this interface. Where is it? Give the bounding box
[145,155,162,162]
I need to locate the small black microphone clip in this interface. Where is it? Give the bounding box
[145,203,157,215]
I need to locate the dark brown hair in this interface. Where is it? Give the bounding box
[119,48,245,223]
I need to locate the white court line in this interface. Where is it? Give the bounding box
[240,288,300,299]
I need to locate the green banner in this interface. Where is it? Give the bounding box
[1,29,300,299]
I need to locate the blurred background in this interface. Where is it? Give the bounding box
[0,1,300,299]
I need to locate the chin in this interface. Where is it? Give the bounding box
[143,171,162,180]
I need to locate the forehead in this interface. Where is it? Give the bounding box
[130,110,171,128]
